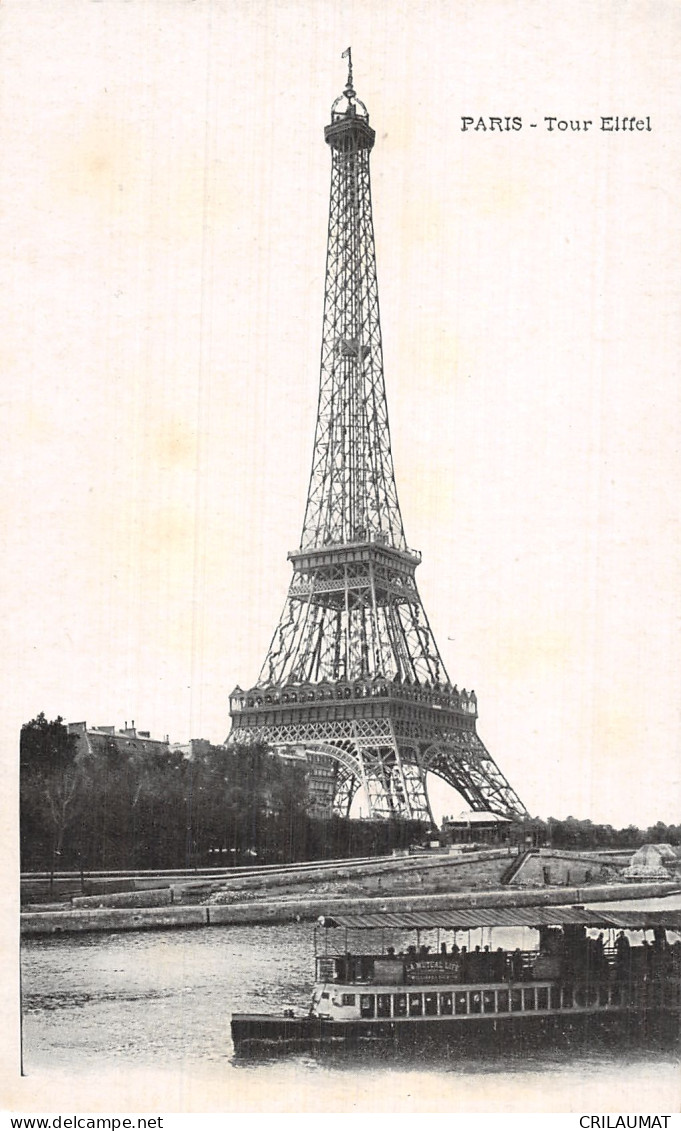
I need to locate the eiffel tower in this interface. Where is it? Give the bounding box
[228,53,527,823]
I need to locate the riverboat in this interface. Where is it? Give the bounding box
[231,904,681,1056]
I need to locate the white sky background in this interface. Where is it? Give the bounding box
[2,0,681,829]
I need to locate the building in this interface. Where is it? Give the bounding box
[441,809,513,845]
[273,746,337,819]
[67,720,171,760]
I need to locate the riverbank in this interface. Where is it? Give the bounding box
[20,879,681,935]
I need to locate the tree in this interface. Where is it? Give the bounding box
[20,713,77,774]
[20,714,84,882]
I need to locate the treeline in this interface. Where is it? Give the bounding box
[20,714,426,872]
[539,816,681,850]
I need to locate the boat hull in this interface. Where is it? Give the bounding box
[231,1007,681,1058]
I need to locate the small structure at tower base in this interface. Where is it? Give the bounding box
[441,810,513,846]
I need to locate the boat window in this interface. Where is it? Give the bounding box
[523,988,536,1011]
[561,987,573,1009]
[394,994,407,1017]
[317,957,336,981]
[469,991,482,1014]
[598,986,609,1007]
[424,993,437,1017]
[454,992,468,1015]
[359,957,374,981]
[439,992,453,1015]
[320,992,329,1000]
[497,990,509,1013]
[511,989,523,1012]
[536,987,549,1011]
[360,995,375,1018]
[549,986,560,1010]
[483,991,496,1013]
[408,993,423,1017]
[377,994,391,1018]
[341,994,356,1007]
[574,987,590,1008]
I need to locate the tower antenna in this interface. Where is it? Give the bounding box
[341,46,354,98]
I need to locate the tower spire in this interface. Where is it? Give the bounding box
[228,64,527,823]
[341,46,354,99]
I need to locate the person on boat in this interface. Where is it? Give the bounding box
[591,933,606,980]
[641,940,654,982]
[510,948,523,982]
[494,947,506,981]
[482,945,491,980]
[615,931,631,980]
[468,945,482,980]
[450,946,462,981]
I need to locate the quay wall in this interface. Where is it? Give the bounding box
[21,851,484,903]
[21,880,680,936]
[195,848,516,893]
[21,906,209,934]
[508,850,624,888]
[67,848,517,908]
[71,888,173,909]
[205,880,681,926]
[21,853,412,902]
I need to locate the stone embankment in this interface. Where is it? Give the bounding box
[20,879,681,936]
[506,848,634,888]
[62,847,517,911]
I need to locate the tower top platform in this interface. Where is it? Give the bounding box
[325,47,375,151]
[324,112,375,152]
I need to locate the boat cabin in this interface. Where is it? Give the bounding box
[310,906,681,1023]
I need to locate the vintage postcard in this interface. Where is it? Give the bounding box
[4,0,681,1117]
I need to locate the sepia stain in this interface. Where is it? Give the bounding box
[52,112,143,208]
[495,627,574,679]
[593,701,640,756]
[50,109,239,240]
[468,175,529,219]
[141,505,193,557]
[152,418,198,471]
[17,401,53,446]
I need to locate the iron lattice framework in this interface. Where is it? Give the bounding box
[228,54,527,823]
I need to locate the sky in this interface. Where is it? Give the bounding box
[2,0,681,828]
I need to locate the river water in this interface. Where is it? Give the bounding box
[20,915,681,1113]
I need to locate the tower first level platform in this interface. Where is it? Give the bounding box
[229,677,521,820]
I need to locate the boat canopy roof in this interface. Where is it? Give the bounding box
[318,906,681,932]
